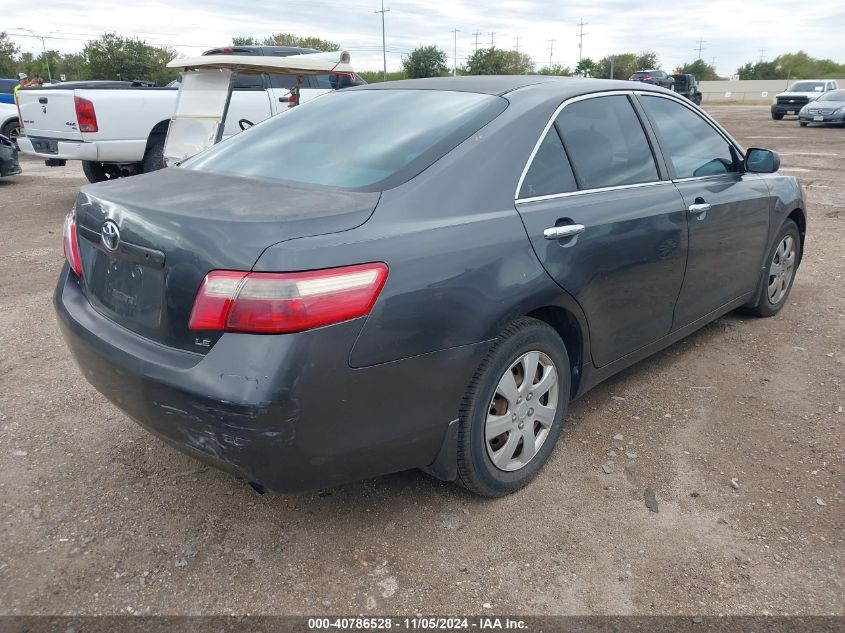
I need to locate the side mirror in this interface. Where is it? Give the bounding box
[745,148,780,173]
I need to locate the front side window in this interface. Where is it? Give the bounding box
[640,95,738,179]
[185,89,507,190]
[518,126,577,199]
[555,95,659,190]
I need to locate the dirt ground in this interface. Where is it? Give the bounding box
[0,106,842,617]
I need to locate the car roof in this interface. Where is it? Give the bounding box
[353,75,668,98]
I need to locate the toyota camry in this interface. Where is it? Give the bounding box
[55,76,806,497]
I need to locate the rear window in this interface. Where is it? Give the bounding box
[184,89,507,190]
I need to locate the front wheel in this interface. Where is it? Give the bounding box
[457,318,570,497]
[1,119,21,147]
[799,121,808,127]
[745,220,800,318]
[772,112,784,120]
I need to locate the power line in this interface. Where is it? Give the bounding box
[10,29,62,81]
[576,19,588,63]
[695,39,706,59]
[374,0,390,79]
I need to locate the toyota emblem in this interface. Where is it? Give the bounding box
[101,220,120,252]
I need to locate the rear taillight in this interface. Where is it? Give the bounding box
[188,263,388,334]
[62,211,83,277]
[74,96,98,133]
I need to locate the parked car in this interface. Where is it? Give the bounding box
[771,79,839,120]
[629,69,675,89]
[0,100,21,143]
[0,133,21,177]
[0,77,19,105]
[798,89,845,127]
[55,76,805,497]
[16,46,365,183]
[671,73,702,105]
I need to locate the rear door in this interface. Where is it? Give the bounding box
[514,92,688,367]
[637,93,770,328]
[17,88,83,140]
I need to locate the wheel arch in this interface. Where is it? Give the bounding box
[144,120,170,155]
[787,207,806,263]
[524,305,586,399]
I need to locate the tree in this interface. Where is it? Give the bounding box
[0,32,19,77]
[678,59,719,80]
[736,51,845,80]
[232,36,258,46]
[402,45,448,78]
[465,47,533,75]
[593,52,660,80]
[736,60,781,80]
[262,33,339,51]
[84,33,177,85]
[538,64,572,76]
[575,57,596,77]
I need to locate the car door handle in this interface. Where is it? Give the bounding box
[543,224,585,240]
[688,203,711,214]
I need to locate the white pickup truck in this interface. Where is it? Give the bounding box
[771,79,839,120]
[16,45,363,182]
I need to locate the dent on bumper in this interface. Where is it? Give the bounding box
[54,267,489,491]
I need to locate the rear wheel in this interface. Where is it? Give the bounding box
[457,318,570,497]
[746,220,800,318]
[142,136,166,173]
[81,161,121,183]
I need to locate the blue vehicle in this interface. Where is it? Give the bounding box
[0,78,19,105]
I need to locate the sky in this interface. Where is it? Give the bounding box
[5,0,845,77]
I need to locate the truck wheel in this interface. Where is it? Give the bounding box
[81,161,121,184]
[772,112,784,121]
[142,137,166,173]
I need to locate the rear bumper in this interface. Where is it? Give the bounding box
[17,136,146,163]
[54,266,488,491]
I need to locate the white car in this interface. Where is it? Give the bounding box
[771,79,839,120]
[15,45,364,182]
[0,101,20,144]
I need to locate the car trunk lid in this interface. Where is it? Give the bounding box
[73,167,379,352]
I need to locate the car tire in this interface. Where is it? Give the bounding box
[457,317,571,497]
[1,119,21,145]
[745,220,800,318]
[772,113,784,120]
[142,136,166,173]
[799,122,808,127]
[81,161,122,183]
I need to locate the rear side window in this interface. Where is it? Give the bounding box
[0,81,14,95]
[640,96,738,178]
[233,73,264,90]
[556,95,659,190]
[267,74,298,90]
[519,127,577,199]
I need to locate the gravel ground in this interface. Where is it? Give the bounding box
[0,106,842,616]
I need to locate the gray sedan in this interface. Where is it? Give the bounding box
[54,76,806,497]
[798,89,845,126]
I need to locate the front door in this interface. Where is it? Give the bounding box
[638,94,770,327]
[514,94,688,367]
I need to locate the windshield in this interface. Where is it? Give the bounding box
[184,89,506,190]
[818,89,845,102]
[789,81,825,92]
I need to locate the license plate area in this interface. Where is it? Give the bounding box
[814,115,824,121]
[80,241,165,330]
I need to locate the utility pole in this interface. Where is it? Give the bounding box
[710,56,717,69]
[576,19,588,63]
[547,38,556,68]
[473,31,482,52]
[695,39,706,59]
[610,55,615,79]
[13,28,55,82]
[489,32,495,47]
[514,35,520,53]
[452,28,460,76]
[758,47,766,62]
[374,0,390,80]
